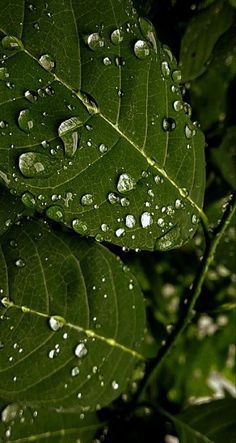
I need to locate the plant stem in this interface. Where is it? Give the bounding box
[136,192,236,400]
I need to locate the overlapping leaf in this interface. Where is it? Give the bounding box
[0,0,205,251]
[0,218,145,408]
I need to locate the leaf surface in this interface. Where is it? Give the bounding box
[0,218,145,408]
[0,185,25,235]
[0,0,205,250]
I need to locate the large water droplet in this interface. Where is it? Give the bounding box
[46,205,64,222]
[1,35,22,50]
[58,117,82,157]
[117,173,135,193]
[75,343,88,358]
[18,109,34,133]
[39,54,55,71]
[0,67,9,80]
[21,191,36,208]
[161,61,170,78]
[49,316,65,331]
[141,212,153,228]
[125,214,136,228]
[86,33,104,50]
[72,219,88,234]
[18,152,53,178]
[162,117,176,132]
[110,29,124,45]
[81,193,93,206]
[134,40,150,59]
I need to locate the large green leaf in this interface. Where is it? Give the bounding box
[0,185,25,236]
[179,0,234,82]
[0,403,102,442]
[173,398,236,443]
[0,0,205,251]
[0,218,145,408]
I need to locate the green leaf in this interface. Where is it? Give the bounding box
[0,185,25,236]
[174,399,236,443]
[0,0,205,251]
[212,127,236,189]
[179,0,234,82]
[0,218,145,408]
[0,403,102,442]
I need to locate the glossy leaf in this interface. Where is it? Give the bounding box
[0,403,102,442]
[0,218,145,408]
[174,398,236,443]
[0,0,205,251]
[0,185,25,236]
[179,0,234,81]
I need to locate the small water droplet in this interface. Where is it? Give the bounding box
[71,366,80,376]
[103,57,112,66]
[175,199,184,209]
[72,219,88,234]
[108,192,119,204]
[192,214,198,224]
[86,33,104,50]
[117,173,135,193]
[161,61,170,78]
[173,100,183,112]
[18,152,53,178]
[24,90,38,103]
[98,143,108,153]
[81,193,93,206]
[185,124,196,139]
[162,117,176,132]
[46,205,64,222]
[125,214,136,228]
[18,109,34,133]
[157,217,165,227]
[139,17,157,52]
[115,228,125,238]
[75,343,88,358]
[120,197,130,207]
[134,40,150,59]
[58,117,82,157]
[110,29,124,45]
[1,35,22,50]
[0,67,9,80]
[172,70,182,83]
[141,212,153,228]
[15,259,25,268]
[49,316,65,331]
[101,223,109,232]
[21,191,36,208]
[39,54,55,71]
[111,380,119,390]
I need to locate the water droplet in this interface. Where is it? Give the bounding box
[108,192,119,204]
[183,102,192,117]
[1,35,22,50]
[86,33,104,50]
[101,223,109,232]
[0,67,9,80]
[46,205,64,222]
[18,152,53,178]
[115,228,125,238]
[162,44,173,62]
[192,214,198,224]
[173,100,183,112]
[110,29,124,45]
[139,17,157,52]
[15,259,25,268]
[162,117,176,132]
[49,316,65,331]
[21,191,36,208]
[38,54,55,71]
[98,143,108,153]
[125,214,136,228]
[134,40,150,59]
[117,173,135,193]
[172,70,182,83]
[72,219,88,234]
[154,175,163,184]
[175,199,184,209]
[115,56,125,67]
[185,124,196,139]
[120,197,130,207]
[24,90,37,103]
[161,61,170,78]
[1,297,11,308]
[71,366,80,376]
[111,380,119,390]
[18,109,34,133]
[141,212,153,228]
[48,349,56,359]
[0,120,8,128]
[80,91,99,115]
[58,117,82,157]
[103,57,112,66]
[75,343,88,358]
[157,217,165,227]
[81,194,93,206]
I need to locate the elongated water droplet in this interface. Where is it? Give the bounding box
[75,343,88,358]
[21,191,36,208]
[139,17,157,52]
[117,173,135,193]
[110,29,124,45]
[161,61,170,78]
[81,193,93,206]
[1,36,22,50]
[58,117,82,157]
[49,316,65,331]
[125,214,136,228]
[115,228,125,238]
[18,152,53,178]
[86,33,104,50]
[162,117,176,132]
[39,54,55,71]
[141,212,153,228]
[18,109,34,133]
[80,91,99,115]
[46,205,64,222]
[162,44,173,62]
[134,40,150,59]
[0,67,9,80]
[72,219,88,234]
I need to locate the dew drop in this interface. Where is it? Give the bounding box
[18,109,34,133]
[46,205,64,222]
[117,173,135,193]
[21,191,36,208]
[0,120,8,129]
[71,366,80,376]
[192,214,198,224]
[18,152,53,178]
[134,40,150,59]
[110,29,124,45]
[80,91,99,115]
[49,316,64,331]
[103,57,112,66]
[115,228,125,238]
[172,70,182,83]
[157,217,165,227]
[162,44,173,62]
[24,90,37,103]
[161,61,170,78]
[58,117,82,157]
[0,67,9,80]
[111,380,119,390]
[101,223,109,232]
[175,199,184,209]
[120,197,130,207]
[98,143,108,153]
[162,117,176,132]
[1,35,22,50]
[75,343,88,358]
[86,33,104,50]
[15,259,25,268]
[173,100,183,112]
[141,212,153,228]
[139,17,157,52]
[72,219,88,234]
[81,193,93,206]
[125,214,136,229]
[108,192,119,204]
[185,124,196,139]
[38,54,55,71]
